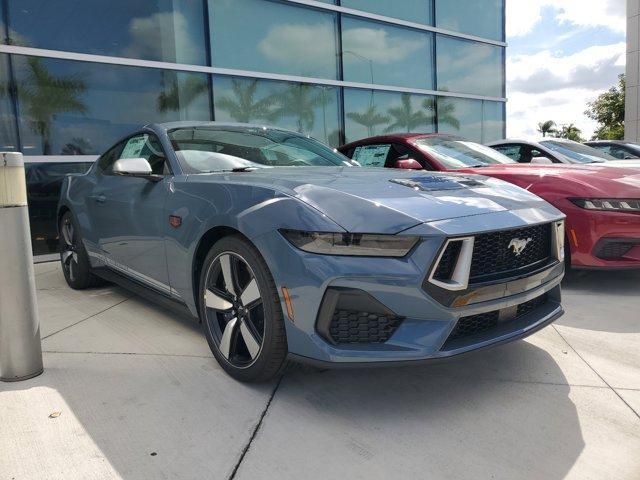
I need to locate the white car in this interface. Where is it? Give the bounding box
[487,138,640,167]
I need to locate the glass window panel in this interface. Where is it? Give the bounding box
[341,0,433,25]
[344,88,435,143]
[437,97,482,142]
[7,0,207,64]
[26,161,93,256]
[213,76,341,147]
[13,56,211,155]
[482,100,504,143]
[436,36,504,98]
[0,54,18,151]
[342,16,433,90]
[436,0,504,41]
[210,0,338,80]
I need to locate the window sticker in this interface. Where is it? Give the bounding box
[352,144,391,167]
[121,135,148,159]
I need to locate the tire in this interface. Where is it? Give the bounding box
[59,211,107,289]
[198,235,288,382]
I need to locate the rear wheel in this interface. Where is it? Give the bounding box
[198,235,288,382]
[59,211,106,289]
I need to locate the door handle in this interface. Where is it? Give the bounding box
[90,194,106,203]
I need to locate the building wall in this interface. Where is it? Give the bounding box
[627,0,640,141]
[0,0,506,257]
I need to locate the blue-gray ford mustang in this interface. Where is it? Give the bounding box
[58,122,565,382]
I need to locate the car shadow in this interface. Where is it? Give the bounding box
[559,268,640,333]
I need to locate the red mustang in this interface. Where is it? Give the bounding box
[339,134,640,270]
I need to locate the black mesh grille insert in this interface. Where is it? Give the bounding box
[329,309,404,344]
[433,241,462,281]
[596,241,635,259]
[469,223,552,283]
[448,294,548,341]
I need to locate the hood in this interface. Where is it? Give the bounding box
[457,163,640,198]
[189,167,555,233]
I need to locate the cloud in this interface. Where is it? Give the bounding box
[507,0,626,38]
[341,27,427,64]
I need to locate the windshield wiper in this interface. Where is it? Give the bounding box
[201,166,262,173]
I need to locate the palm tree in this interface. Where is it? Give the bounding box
[556,123,583,142]
[385,93,431,133]
[434,98,461,130]
[346,105,390,137]
[20,57,87,154]
[537,120,557,137]
[215,78,276,123]
[269,84,330,134]
[158,75,208,116]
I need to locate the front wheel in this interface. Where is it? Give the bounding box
[198,235,288,382]
[59,211,106,289]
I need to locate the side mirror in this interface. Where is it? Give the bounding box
[395,158,423,170]
[112,158,161,181]
[531,156,553,165]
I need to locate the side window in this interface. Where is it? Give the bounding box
[351,144,392,168]
[97,141,125,173]
[493,145,522,162]
[386,143,411,167]
[119,134,169,175]
[529,148,556,163]
[607,146,630,159]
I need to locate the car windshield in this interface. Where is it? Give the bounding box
[539,140,615,163]
[412,137,515,169]
[168,127,355,173]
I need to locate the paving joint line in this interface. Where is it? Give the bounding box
[41,298,130,340]
[43,350,212,359]
[552,325,640,420]
[228,374,284,480]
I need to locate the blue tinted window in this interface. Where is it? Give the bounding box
[436,36,504,98]
[437,97,482,142]
[213,76,341,147]
[341,0,433,25]
[210,0,339,80]
[13,56,210,155]
[0,54,18,151]
[482,101,504,143]
[436,0,504,41]
[6,0,207,64]
[344,88,435,143]
[342,17,433,90]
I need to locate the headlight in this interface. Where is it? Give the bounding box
[280,230,419,257]
[570,198,640,212]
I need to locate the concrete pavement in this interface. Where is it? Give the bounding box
[1,264,639,479]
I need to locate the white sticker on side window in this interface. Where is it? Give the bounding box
[121,135,148,159]
[352,144,391,167]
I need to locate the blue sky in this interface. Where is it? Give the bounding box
[506,0,626,139]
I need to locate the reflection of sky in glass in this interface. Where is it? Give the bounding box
[482,101,505,143]
[436,36,504,98]
[213,76,341,147]
[341,0,433,25]
[437,97,482,142]
[342,16,433,90]
[7,0,207,64]
[210,0,338,79]
[0,54,18,151]
[14,56,210,155]
[436,0,504,41]
[344,89,435,143]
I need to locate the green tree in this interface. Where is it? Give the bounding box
[585,74,625,140]
[384,93,432,133]
[555,123,584,142]
[20,57,87,154]
[346,105,390,136]
[537,120,557,137]
[158,75,208,115]
[270,84,330,134]
[434,98,461,130]
[215,78,276,123]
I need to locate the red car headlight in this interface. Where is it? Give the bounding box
[569,198,640,212]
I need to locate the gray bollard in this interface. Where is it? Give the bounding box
[0,151,43,381]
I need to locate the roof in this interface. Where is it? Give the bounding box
[149,121,298,133]
[341,132,459,149]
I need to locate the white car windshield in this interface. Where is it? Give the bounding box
[168,127,356,173]
[413,137,515,169]
[539,140,615,163]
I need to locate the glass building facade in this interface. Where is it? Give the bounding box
[0,0,506,256]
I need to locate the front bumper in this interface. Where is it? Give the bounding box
[254,215,565,365]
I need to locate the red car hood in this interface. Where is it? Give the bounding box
[456,164,640,198]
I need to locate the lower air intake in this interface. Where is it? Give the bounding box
[329,309,404,344]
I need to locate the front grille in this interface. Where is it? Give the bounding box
[448,294,548,341]
[329,309,404,344]
[469,223,552,283]
[433,241,462,281]
[595,241,637,259]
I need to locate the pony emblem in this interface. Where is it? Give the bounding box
[508,237,532,256]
